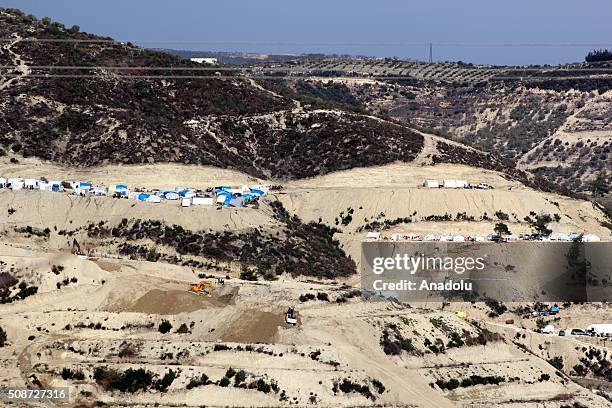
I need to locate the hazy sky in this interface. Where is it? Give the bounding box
[4,0,612,65]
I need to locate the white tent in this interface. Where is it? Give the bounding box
[145,195,162,203]
[366,232,382,240]
[0,177,7,188]
[10,180,24,190]
[192,197,214,206]
[452,235,465,242]
[38,181,51,191]
[216,195,226,204]
[472,235,485,242]
[161,191,180,200]
[424,180,440,188]
[181,198,192,207]
[91,187,107,196]
[73,188,88,197]
[439,234,453,241]
[424,234,437,241]
[390,233,402,241]
[582,234,601,242]
[24,179,39,189]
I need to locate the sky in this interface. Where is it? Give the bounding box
[4,0,612,65]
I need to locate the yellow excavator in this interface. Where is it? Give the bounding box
[188,280,214,296]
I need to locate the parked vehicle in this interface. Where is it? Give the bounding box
[558,330,566,336]
[571,328,586,336]
[539,324,554,334]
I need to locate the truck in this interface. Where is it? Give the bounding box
[539,324,554,334]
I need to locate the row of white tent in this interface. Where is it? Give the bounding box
[0,177,271,207]
[423,180,493,189]
[366,232,601,242]
[0,177,65,192]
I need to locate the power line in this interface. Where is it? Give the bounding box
[1,38,612,47]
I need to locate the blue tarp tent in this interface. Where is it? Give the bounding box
[250,189,265,196]
[79,182,92,188]
[137,193,150,201]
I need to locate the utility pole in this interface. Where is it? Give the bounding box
[429,43,433,63]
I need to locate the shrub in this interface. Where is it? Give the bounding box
[61,367,85,381]
[176,323,189,334]
[538,373,550,382]
[186,373,210,389]
[94,367,154,393]
[0,326,6,347]
[548,356,564,370]
[153,370,177,392]
[371,379,385,394]
[158,320,172,334]
[234,370,247,386]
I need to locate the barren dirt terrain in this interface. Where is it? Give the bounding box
[0,160,610,407]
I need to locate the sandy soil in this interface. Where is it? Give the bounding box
[0,161,610,407]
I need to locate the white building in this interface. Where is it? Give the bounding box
[190,57,218,65]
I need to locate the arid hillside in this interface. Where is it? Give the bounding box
[0,8,581,198]
[257,58,611,195]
